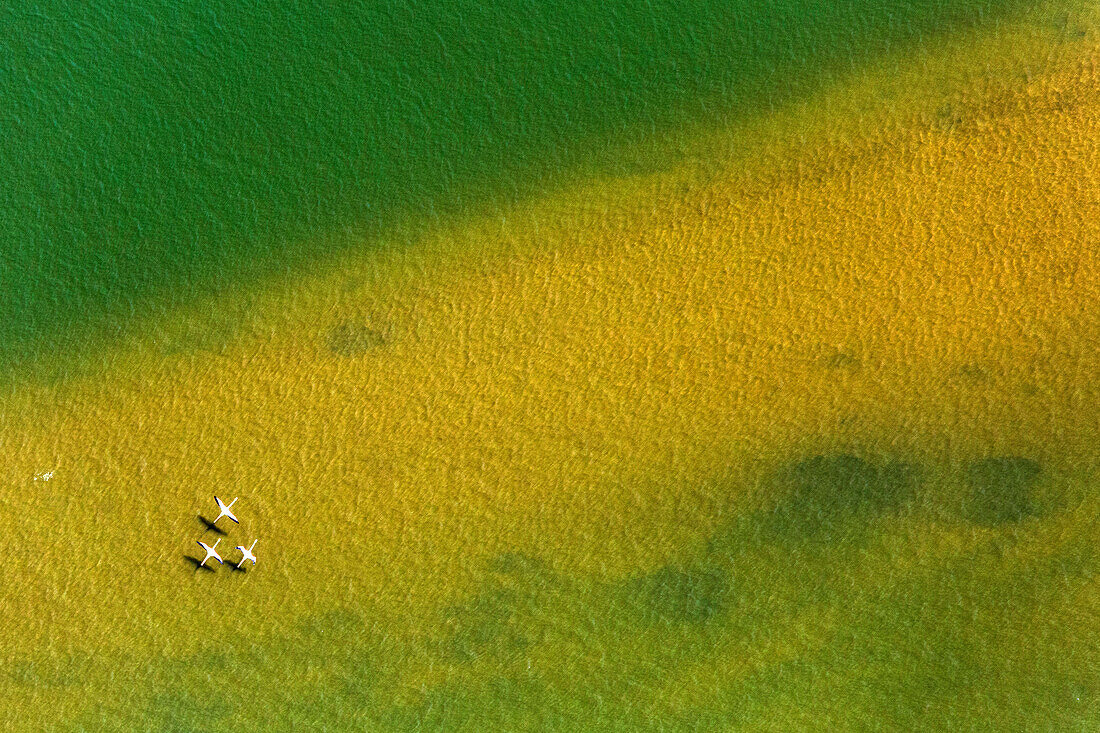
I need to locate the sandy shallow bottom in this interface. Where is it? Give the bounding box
[1,4,1099,730]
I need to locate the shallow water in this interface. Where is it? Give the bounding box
[26,455,1100,730]
[2,1,1099,730]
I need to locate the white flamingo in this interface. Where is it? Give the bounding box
[236,540,258,569]
[196,539,223,567]
[213,496,239,525]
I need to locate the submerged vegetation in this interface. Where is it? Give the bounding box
[963,456,1043,525]
[2,1,1096,729]
[627,563,732,627]
[46,448,1100,731]
[764,453,921,543]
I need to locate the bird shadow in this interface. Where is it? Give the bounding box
[226,561,248,574]
[183,555,217,573]
[197,515,227,536]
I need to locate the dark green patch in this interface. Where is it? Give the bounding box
[435,553,555,663]
[627,564,730,626]
[821,349,860,370]
[955,363,991,384]
[440,587,529,662]
[963,456,1042,525]
[325,322,387,357]
[765,453,920,543]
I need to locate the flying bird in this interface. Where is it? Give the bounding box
[197,539,223,567]
[213,496,239,525]
[236,539,258,569]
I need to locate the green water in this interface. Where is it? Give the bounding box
[1,0,1027,374]
[40,453,1100,730]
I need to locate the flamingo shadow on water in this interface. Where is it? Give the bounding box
[197,515,227,536]
[183,555,216,573]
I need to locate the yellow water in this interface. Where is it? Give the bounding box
[1,3,1099,728]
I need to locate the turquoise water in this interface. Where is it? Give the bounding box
[0,0,1026,373]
